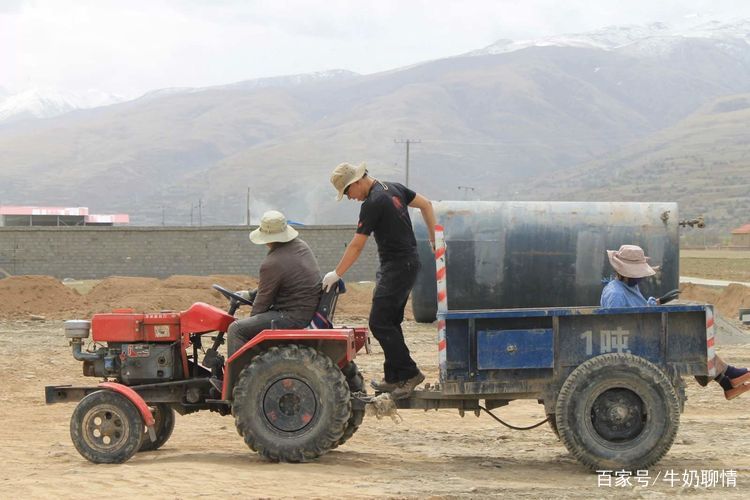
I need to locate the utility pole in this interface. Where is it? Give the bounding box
[198,199,203,227]
[246,187,251,226]
[190,205,193,226]
[161,206,165,226]
[394,138,421,188]
[457,185,476,200]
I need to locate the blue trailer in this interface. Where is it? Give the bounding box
[386,225,715,471]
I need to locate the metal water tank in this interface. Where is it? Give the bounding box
[411,201,679,322]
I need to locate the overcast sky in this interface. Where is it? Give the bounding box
[2,0,750,99]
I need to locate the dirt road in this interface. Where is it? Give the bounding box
[2,317,750,499]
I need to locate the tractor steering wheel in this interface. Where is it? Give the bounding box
[212,284,254,306]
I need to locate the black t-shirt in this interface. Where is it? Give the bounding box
[356,181,418,263]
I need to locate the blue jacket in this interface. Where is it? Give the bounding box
[600,279,657,308]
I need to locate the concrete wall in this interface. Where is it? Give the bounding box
[0,225,379,282]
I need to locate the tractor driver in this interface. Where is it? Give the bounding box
[227,210,322,356]
[602,244,750,400]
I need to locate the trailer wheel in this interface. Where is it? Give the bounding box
[232,344,351,462]
[70,390,144,464]
[334,361,366,448]
[139,404,175,452]
[555,353,679,471]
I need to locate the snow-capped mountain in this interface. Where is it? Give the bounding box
[221,69,359,90]
[467,19,750,57]
[0,88,125,124]
[0,70,358,124]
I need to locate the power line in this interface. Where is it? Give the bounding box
[246,187,251,226]
[394,138,421,188]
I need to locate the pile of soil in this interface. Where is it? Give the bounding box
[679,283,750,319]
[0,274,383,321]
[0,276,84,318]
[80,275,259,316]
[0,274,743,323]
[336,282,375,319]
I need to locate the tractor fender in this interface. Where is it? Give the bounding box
[99,381,157,442]
[222,328,357,400]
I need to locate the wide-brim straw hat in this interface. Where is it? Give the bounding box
[249,210,298,244]
[330,162,367,201]
[607,244,656,279]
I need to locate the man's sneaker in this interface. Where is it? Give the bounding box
[725,382,750,400]
[390,371,426,400]
[370,379,399,392]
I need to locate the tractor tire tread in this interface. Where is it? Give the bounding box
[232,344,350,462]
[334,361,366,448]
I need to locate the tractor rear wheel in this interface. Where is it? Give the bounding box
[70,390,144,464]
[232,344,351,462]
[139,403,175,452]
[555,353,680,471]
[334,361,366,448]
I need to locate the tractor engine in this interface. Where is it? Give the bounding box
[65,312,183,385]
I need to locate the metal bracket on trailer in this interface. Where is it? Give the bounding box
[353,388,482,414]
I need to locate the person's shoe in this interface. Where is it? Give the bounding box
[390,371,426,400]
[729,372,750,388]
[370,379,399,392]
[694,375,711,387]
[724,382,750,400]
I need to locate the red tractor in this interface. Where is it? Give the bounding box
[46,283,368,464]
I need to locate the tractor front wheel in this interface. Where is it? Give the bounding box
[139,403,175,452]
[232,344,351,462]
[70,390,144,464]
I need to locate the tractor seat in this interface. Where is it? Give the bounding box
[309,279,346,329]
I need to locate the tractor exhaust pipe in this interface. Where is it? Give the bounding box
[64,320,101,361]
[71,338,102,362]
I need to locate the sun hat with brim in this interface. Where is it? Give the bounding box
[249,210,298,244]
[607,244,656,279]
[330,162,367,201]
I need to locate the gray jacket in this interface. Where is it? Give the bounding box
[251,238,322,323]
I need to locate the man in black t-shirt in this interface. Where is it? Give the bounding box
[323,162,436,400]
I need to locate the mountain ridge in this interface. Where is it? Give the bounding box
[1,20,749,235]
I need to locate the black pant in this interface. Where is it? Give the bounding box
[369,257,421,383]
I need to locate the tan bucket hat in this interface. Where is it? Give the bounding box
[249,210,298,244]
[606,244,656,278]
[330,162,367,201]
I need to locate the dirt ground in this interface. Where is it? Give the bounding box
[1,274,750,498]
[0,274,381,321]
[681,249,750,282]
[1,316,750,499]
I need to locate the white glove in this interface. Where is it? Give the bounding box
[322,270,340,292]
[236,289,257,303]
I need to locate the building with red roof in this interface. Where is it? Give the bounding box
[0,206,129,227]
[730,223,750,248]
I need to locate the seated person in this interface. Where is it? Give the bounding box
[602,244,750,400]
[227,210,322,356]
